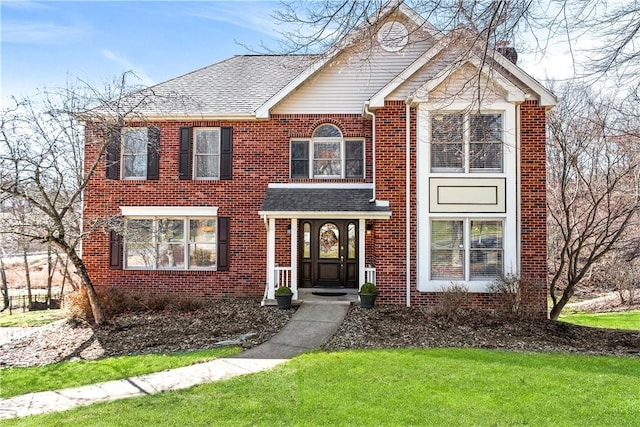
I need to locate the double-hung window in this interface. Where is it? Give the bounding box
[194,128,221,180]
[430,219,503,281]
[179,127,232,181]
[291,124,364,179]
[122,128,148,179]
[431,113,503,173]
[124,217,217,270]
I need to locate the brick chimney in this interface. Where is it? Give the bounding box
[496,41,518,65]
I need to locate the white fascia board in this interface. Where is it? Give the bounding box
[369,38,449,108]
[258,210,392,220]
[268,183,374,189]
[491,53,557,107]
[412,54,526,104]
[120,206,219,217]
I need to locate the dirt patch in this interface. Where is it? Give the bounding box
[1,300,638,368]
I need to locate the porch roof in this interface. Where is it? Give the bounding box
[259,188,392,219]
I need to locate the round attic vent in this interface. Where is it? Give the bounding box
[377,21,408,52]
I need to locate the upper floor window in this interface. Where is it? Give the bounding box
[430,113,503,173]
[122,128,149,179]
[106,126,159,181]
[194,128,221,180]
[179,127,232,181]
[291,124,364,179]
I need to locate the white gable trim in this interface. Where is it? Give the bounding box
[491,53,557,107]
[411,54,526,104]
[370,43,555,109]
[255,2,441,119]
[369,36,450,108]
[255,57,332,119]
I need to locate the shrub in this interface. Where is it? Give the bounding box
[487,273,522,314]
[359,282,377,294]
[275,286,293,296]
[435,283,468,318]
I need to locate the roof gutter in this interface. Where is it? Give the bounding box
[364,102,376,202]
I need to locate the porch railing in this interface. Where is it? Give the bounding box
[365,267,376,284]
[274,266,292,290]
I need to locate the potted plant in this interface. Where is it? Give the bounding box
[358,282,377,309]
[274,286,293,310]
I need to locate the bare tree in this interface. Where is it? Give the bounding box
[547,82,640,320]
[0,73,153,324]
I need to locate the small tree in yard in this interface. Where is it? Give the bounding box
[0,73,154,324]
[547,83,640,320]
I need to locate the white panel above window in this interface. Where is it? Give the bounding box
[429,178,506,213]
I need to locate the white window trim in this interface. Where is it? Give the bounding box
[429,112,504,174]
[428,217,506,283]
[120,206,219,217]
[417,102,518,292]
[121,127,147,180]
[193,127,221,181]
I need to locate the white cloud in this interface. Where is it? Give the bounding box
[185,1,281,38]
[100,49,155,87]
[2,21,85,44]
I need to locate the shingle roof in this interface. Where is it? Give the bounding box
[119,55,317,117]
[260,188,391,214]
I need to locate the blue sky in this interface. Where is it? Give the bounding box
[1,0,283,106]
[1,1,574,108]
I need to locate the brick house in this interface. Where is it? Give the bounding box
[82,3,555,316]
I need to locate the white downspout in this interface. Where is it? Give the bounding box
[364,102,376,202]
[405,101,411,307]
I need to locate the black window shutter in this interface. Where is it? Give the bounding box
[220,127,232,180]
[217,217,230,271]
[109,230,123,269]
[106,129,120,180]
[147,126,160,180]
[179,127,192,180]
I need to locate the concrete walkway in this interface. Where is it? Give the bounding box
[0,301,350,420]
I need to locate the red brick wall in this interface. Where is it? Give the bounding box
[83,115,371,298]
[518,100,548,317]
[83,100,549,315]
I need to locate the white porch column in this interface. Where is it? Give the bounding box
[266,217,276,299]
[290,219,298,299]
[359,218,366,287]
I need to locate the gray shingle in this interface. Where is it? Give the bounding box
[118,55,317,117]
[260,188,390,213]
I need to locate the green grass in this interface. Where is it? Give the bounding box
[4,348,640,426]
[560,310,640,330]
[0,310,66,327]
[0,347,240,398]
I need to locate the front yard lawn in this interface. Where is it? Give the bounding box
[5,348,639,426]
[560,310,640,330]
